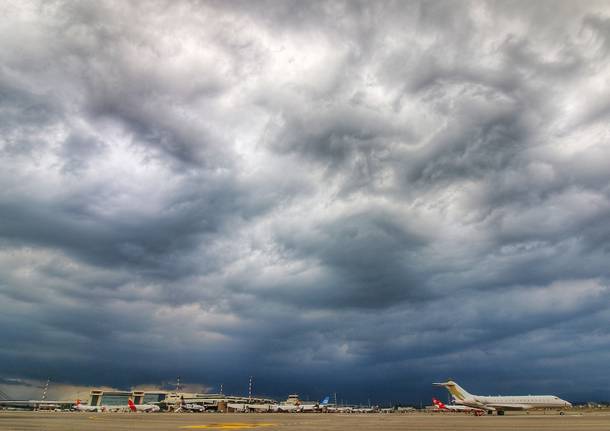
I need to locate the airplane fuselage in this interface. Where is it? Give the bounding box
[455,395,571,411]
[434,380,572,414]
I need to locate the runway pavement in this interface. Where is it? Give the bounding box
[1,411,609,431]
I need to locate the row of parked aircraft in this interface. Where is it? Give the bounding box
[16,379,571,415]
[73,396,341,414]
[433,380,572,415]
[73,399,160,413]
[225,396,366,413]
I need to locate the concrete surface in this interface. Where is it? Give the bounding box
[1,411,609,431]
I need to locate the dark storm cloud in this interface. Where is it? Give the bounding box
[2,0,610,404]
[254,209,428,309]
[0,176,232,273]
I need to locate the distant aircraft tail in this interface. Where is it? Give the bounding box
[432,398,447,410]
[433,380,473,401]
[128,399,137,412]
[321,396,330,405]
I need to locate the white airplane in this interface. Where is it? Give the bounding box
[396,406,416,413]
[277,403,301,412]
[127,399,160,413]
[74,399,159,413]
[318,396,334,411]
[299,401,321,412]
[175,397,205,412]
[352,406,378,413]
[274,394,329,413]
[277,394,312,412]
[321,397,353,414]
[74,399,107,412]
[433,380,572,415]
[276,401,319,412]
[247,403,277,412]
[432,397,485,416]
[228,402,276,412]
[325,406,353,413]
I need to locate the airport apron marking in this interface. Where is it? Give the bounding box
[180,423,276,430]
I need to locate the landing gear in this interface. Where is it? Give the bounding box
[497,411,505,416]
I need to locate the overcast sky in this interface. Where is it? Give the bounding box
[2,0,610,404]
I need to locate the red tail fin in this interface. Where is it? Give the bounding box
[128,399,136,412]
[432,398,447,409]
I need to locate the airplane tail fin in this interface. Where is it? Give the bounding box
[321,396,330,405]
[128,399,137,412]
[433,380,473,401]
[75,399,81,405]
[432,397,446,409]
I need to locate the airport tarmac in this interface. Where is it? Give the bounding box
[1,411,610,431]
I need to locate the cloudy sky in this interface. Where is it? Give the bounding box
[2,0,610,404]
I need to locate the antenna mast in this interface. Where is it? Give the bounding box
[41,378,50,401]
[248,376,253,401]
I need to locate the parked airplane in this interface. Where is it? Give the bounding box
[277,403,301,412]
[313,395,356,413]
[247,403,276,412]
[175,396,205,412]
[298,401,320,412]
[325,406,353,413]
[277,394,319,412]
[433,380,571,415]
[318,396,333,411]
[74,399,159,413]
[322,400,353,413]
[127,399,160,413]
[432,397,485,416]
[353,406,377,413]
[74,399,105,412]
